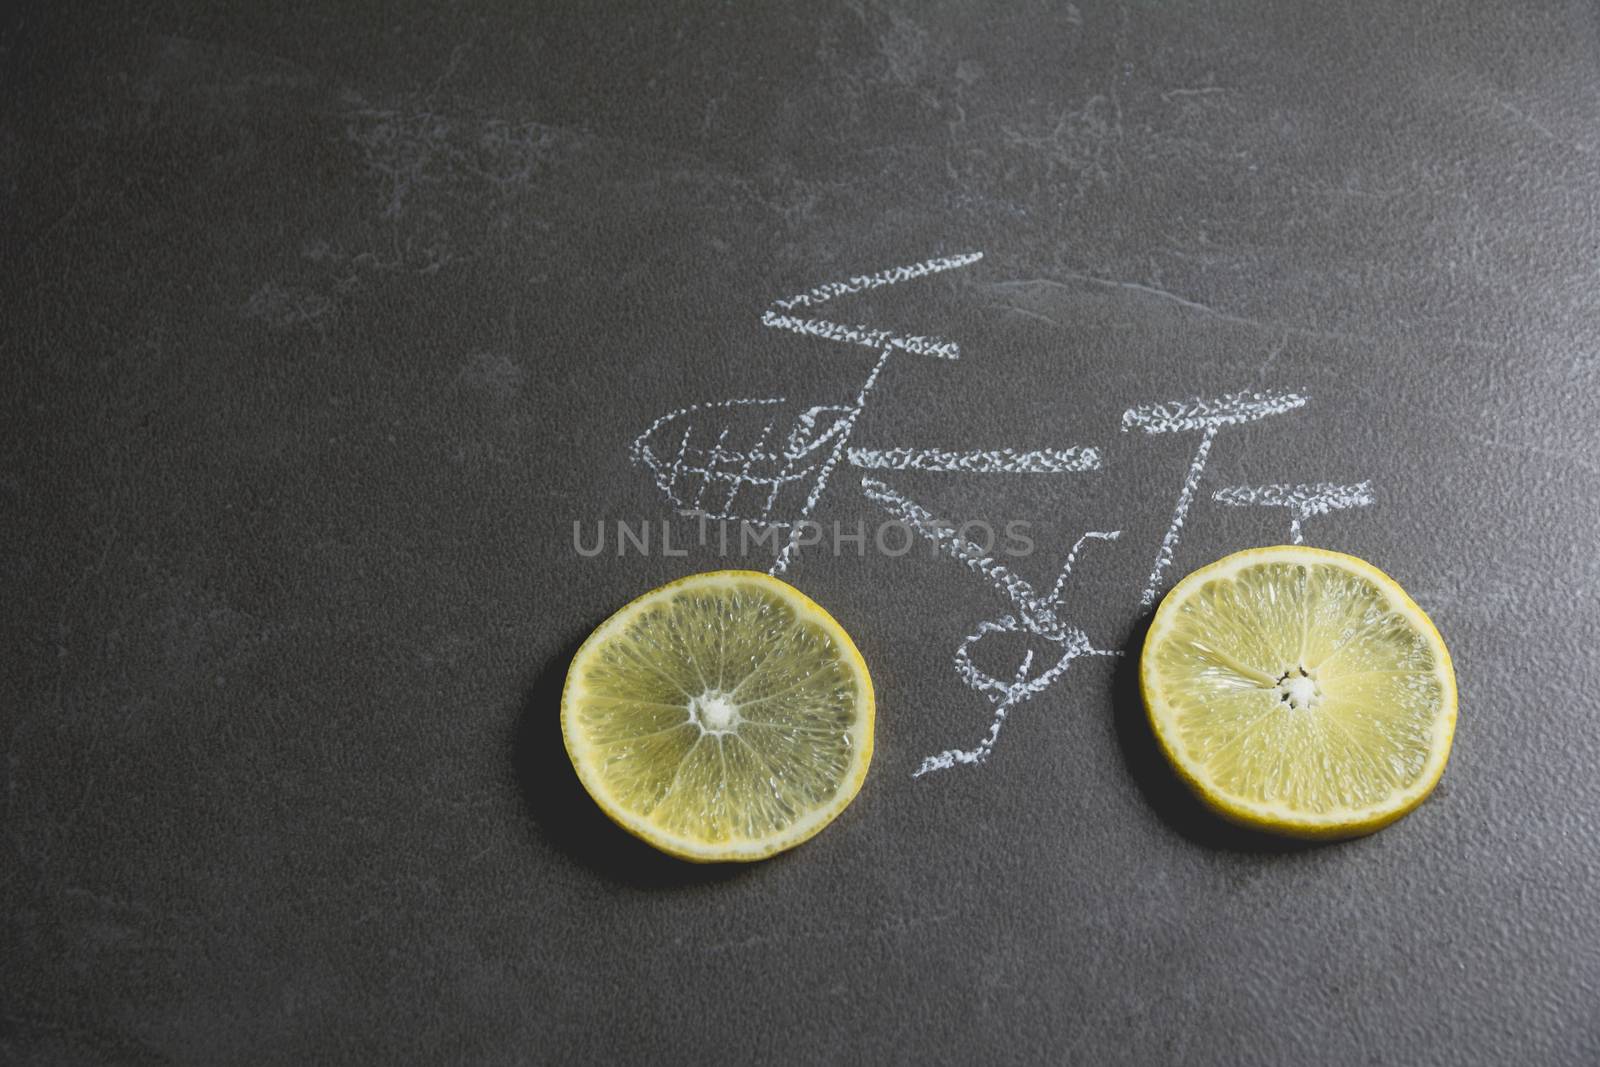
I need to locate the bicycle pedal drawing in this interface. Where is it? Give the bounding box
[630,252,1374,777]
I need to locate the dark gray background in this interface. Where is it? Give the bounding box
[4,2,1599,1064]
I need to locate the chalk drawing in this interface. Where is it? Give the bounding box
[860,476,1120,775]
[771,253,986,312]
[632,397,808,524]
[862,476,1073,638]
[1120,390,1307,435]
[631,252,992,571]
[625,250,1381,781]
[759,251,981,360]
[1212,480,1375,544]
[759,312,964,360]
[848,446,1103,473]
[1122,390,1308,605]
[769,349,890,575]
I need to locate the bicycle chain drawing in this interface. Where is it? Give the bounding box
[630,253,1373,777]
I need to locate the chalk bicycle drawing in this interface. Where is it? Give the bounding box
[630,253,1373,777]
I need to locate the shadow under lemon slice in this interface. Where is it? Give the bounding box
[1141,546,1457,839]
[561,570,874,862]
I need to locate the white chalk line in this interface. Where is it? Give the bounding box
[631,397,818,519]
[859,475,1066,638]
[1139,424,1217,607]
[847,446,1103,474]
[1211,480,1375,514]
[784,404,855,458]
[913,531,1123,777]
[761,252,985,361]
[632,251,987,570]
[1129,389,1312,606]
[917,631,1109,777]
[667,424,693,500]
[631,396,785,470]
[723,422,774,517]
[858,475,1121,776]
[919,622,1059,775]
[918,530,1123,776]
[769,348,893,577]
[761,310,963,360]
[693,427,732,511]
[1122,390,1307,434]
[1212,480,1375,545]
[771,252,984,312]
[1049,530,1123,607]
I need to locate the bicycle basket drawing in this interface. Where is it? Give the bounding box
[631,396,857,528]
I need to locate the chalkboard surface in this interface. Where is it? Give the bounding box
[5,3,1599,1064]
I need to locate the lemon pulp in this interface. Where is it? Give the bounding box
[1141,546,1456,837]
[561,570,874,861]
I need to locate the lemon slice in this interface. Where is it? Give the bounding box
[561,570,874,861]
[1141,546,1457,838]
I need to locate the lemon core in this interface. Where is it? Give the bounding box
[690,691,739,734]
[1274,667,1322,711]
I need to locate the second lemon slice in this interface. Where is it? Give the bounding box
[561,570,874,861]
[1141,546,1457,838]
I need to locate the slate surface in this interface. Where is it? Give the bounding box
[4,2,1599,1064]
